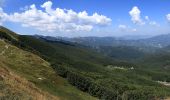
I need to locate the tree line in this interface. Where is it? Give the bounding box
[51,64,164,100]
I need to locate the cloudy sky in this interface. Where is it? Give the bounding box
[1,0,170,37]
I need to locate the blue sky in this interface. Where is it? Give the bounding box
[1,0,170,37]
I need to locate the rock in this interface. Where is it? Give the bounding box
[38,78,43,80]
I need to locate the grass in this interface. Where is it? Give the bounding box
[1,26,170,99]
[0,39,97,100]
[0,62,59,100]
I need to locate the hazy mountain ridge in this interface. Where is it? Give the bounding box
[37,33,170,61]
[39,33,170,48]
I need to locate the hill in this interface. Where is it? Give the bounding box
[0,63,59,100]
[0,26,96,100]
[1,26,170,99]
[18,34,170,99]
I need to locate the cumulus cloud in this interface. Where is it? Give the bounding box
[129,7,159,27]
[144,16,159,26]
[0,1,111,33]
[129,6,145,25]
[167,14,170,22]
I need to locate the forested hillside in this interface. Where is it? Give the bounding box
[1,26,170,100]
[0,26,96,100]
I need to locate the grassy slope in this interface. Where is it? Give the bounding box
[0,62,59,100]
[0,39,96,100]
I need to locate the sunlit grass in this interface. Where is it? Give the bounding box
[0,40,97,100]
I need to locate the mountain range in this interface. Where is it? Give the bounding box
[1,26,170,100]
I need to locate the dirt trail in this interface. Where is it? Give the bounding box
[165,98,170,100]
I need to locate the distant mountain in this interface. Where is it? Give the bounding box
[116,35,152,40]
[34,34,170,66]
[61,34,170,48]
[36,35,165,60]
[140,33,170,47]
[38,34,170,49]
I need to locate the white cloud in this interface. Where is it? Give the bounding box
[149,21,159,26]
[144,16,159,26]
[118,24,127,30]
[0,8,7,25]
[167,14,170,22]
[129,7,159,27]
[145,16,149,21]
[0,1,111,33]
[129,6,145,25]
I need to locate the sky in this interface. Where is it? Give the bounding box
[0,0,170,37]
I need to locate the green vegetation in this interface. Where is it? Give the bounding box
[0,28,96,100]
[94,46,146,61]
[17,36,170,99]
[0,62,59,100]
[1,26,170,99]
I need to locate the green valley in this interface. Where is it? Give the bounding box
[1,26,170,100]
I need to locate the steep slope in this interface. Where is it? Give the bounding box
[0,28,96,100]
[0,63,59,100]
[0,39,59,100]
